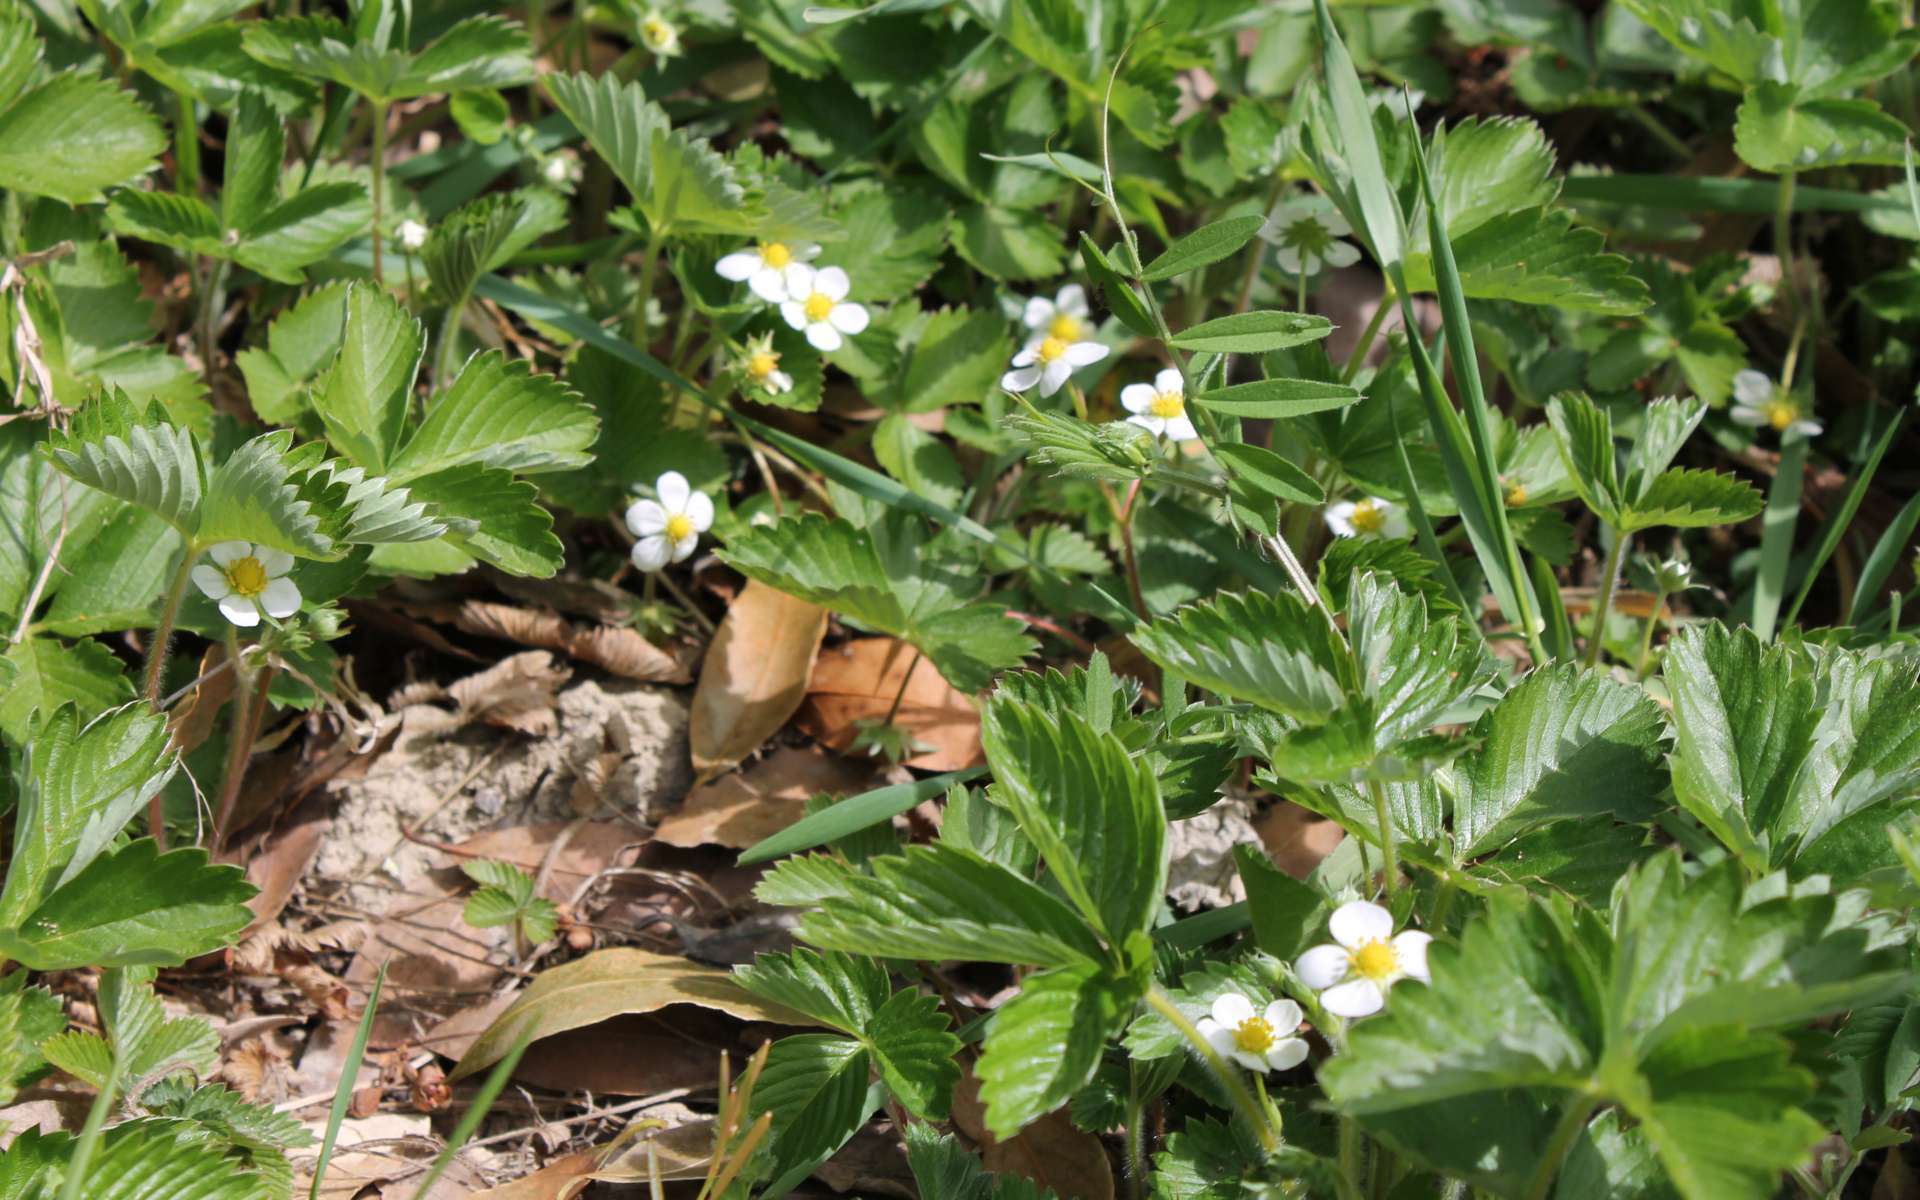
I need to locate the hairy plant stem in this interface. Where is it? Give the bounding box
[1124,1094,1146,1200]
[433,293,470,394]
[1144,985,1280,1154]
[628,227,666,346]
[1521,1095,1601,1200]
[1366,776,1399,898]
[1773,170,1798,326]
[1633,582,1669,679]
[197,257,228,395]
[173,90,199,194]
[369,100,389,286]
[1336,1117,1366,1200]
[1584,527,1630,668]
[212,635,275,853]
[145,544,198,706]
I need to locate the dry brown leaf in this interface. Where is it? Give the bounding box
[951,1070,1114,1200]
[471,1151,597,1199]
[655,746,872,850]
[454,600,574,651]
[168,644,232,754]
[239,798,330,933]
[1254,802,1345,879]
[444,651,571,734]
[797,637,983,771]
[569,624,690,683]
[689,580,829,779]
[449,947,816,1080]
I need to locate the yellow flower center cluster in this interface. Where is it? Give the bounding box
[1349,939,1397,982]
[759,241,793,269]
[1766,400,1797,431]
[804,291,835,322]
[1232,1016,1277,1055]
[224,556,269,597]
[1048,313,1084,342]
[1149,391,1185,420]
[748,350,781,379]
[1505,481,1529,507]
[665,514,695,543]
[1350,500,1386,534]
[641,18,673,48]
[1037,336,1069,363]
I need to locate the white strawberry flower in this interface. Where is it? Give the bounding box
[626,471,714,572]
[1121,367,1197,442]
[541,151,583,189]
[1296,900,1432,1019]
[191,541,301,628]
[1195,992,1310,1073]
[716,241,822,304]
[397,219,428,251]
[1730,369,1822,439]
[1259,194,1362,276]
[1325,496,1409,539]
[638,9,681,57]
[737,333,792,396]
[1020,284,1094,344]
[778,264,869,351]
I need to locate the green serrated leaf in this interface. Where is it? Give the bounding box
[0,73,165,204]
[1130,591,1345,720]
[976,962,1133,1141]
[3,840,254,969]
[316,284,424,473]
[1169,311,1334,354]
[868,989,961,1120]
[45,394,207,535]
[734,949,891,1036]
[392,350,597,480]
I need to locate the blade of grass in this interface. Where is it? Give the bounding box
[738,768,987,864]
[1559,174,1900,215]
[1531,555,1573,661]
[1782,409,1905,628]
[310,963,387,1200]
[1751,436,1808,641]
[1847,490,1920,625]
[409,1031,533,1200]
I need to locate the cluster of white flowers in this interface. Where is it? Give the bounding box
[1001,285,1108,398]
[626,470,714,572]
[1730,369,1822,439]
[715,242,871,354]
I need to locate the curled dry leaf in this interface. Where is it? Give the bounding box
[168,644,232,754]
[797,637,983,771]
[689,580,829,780]
[471,1151,596,1199]
[449,946,816,1081]
[394,650,572,735]
[451,600,692,683]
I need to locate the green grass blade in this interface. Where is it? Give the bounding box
[409,1030,533,1200]
[1847,490,1920,625]
[1750,437,1808,641]
[1154,901,1250,948]
[1559,174,1899,215]
[738,768,988,865]
[1310,0,1403,267]
[1532,555,1574,661]
[1782,410,1905,628]
[310,963,387,1200]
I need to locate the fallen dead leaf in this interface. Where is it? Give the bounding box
[1254,801,1345,879]
[449,600,691,684]
[689,580,828,780]
[450,947,817,1080]
[239,795,331,933]
[655,747,873,850]
[168,644,232,754]
[797,638,983,771]
[471,1151,596,1199]
[390,650,572,735]
[951,1070,1114,1200]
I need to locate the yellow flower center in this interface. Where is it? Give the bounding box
[1149,391,1185,420]
[1350,939,1397,983]
[804,291,835,322]
[1048,313,1084,342]
[747,350,780,379]
[1350,500,1386,535]
[1505,481,1529,507]
[1037,336,1069,363]
[1232,1016,1276,1055]
[641,18,673,48]
[665,514,695,543]
[224,556,269,598]
[1766,400,1796,432]
[759,241,792,269]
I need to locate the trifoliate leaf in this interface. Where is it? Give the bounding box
[197,430,336,558]
[1618,468,1763,532]
[889,306,1011,414]
[952,204,1069,281]
[45,393,207,535]
[867,988,961,1120]
[396,463,563,577]
[1733,88,1909,173]
[315,284,423,473]
[422,190,568,306]
[1402,208,1649,315]
[0,637,134,746]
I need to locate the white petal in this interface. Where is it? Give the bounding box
[1275,244,1304,274]
[1010,345,1039,368]
[1382,510,1411,538]
[1120,383,1157,413]
[1732,368,1773,408]
[1154,367,1183,394]
[255,547,295,576]
[806,322,843,352]
[1229,1047,1270,1073]
[656,471,691,513]
[1054,284,1088,317]
[783,263,816,297]
[1064,341,1109,367]
[1038,359,1072,397]
[1002,365,1042,392]
[716,251,760,281]
[1393,930,1433,982]
[779,301,807,331]
[1329,900,1395,949]
[748,267,789,303]
[1320,208,1353,238]
[258,576,301,619]
[1211,993,1256,1028]
[1267,1038,1310,1071]
[683,490,715,532]
[813,266,851,301]
[768,370,793,393]
[671,532,699,562]
[1321,978,1385,1019]
[1165,417,1198,441]
[794,243,822,261]
[218,593,261,627]
[1325,501,1357,537]
[1791,419,1823,438]
[1295,943,1350,990]
[208,540,251,567]
[829,302,869,334]
[1729,404,1770,426]
[1127,414,1165,436]
[627,498,668,536]
[631,534,672,572]
[191,564,231,600]
[1021,297,1055,329]
[1263,999,1303,1033]
[1322,239,1362,268]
